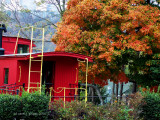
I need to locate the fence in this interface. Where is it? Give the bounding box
[0,83,130,107]
[0,83,25,95]
[49,94,130,107]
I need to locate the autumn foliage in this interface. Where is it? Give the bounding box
[52,0,160,86]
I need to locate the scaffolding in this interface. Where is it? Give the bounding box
[14,26,45,93]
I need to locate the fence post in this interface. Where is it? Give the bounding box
[49,87,53,102]
[23,83,25,89]
[6,87,7,94]
[17,89,19,95]
[126,95,128,105]
[64,87,66,108]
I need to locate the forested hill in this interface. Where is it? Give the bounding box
[3,10,60,52]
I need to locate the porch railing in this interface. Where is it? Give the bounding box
[0,83,25,95]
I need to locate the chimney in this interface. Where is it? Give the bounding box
[0,24,7,55]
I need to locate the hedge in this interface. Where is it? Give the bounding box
[139,89,160,120]
[0,90,49,120]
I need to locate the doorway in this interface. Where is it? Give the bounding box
[42,61,55,93]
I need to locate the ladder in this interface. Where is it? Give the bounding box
[14,26,45,93]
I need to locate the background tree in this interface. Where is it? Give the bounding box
[52,0,160,93]
[0,0,68,30]
[0,3,10,25]
[35,0,67,17]
[0,0,64,51]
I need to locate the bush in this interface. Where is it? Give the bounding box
[48,90,160,120]
[0,90,50,120]
[139,89,160,120]
[49,99,134,120]
[49,100,92,119]
[0,94,21,120]
[21,90,50,120]
[104,102,134,120]
[127,92,144,119]
[1,88,160,120]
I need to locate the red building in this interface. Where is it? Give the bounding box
[0,25,92,101]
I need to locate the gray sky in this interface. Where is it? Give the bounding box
[2,0,58,11]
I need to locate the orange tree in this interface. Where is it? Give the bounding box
[52,0,160,87]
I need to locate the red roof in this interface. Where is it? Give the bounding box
[0,52,93,62]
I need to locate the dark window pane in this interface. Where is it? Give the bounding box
[18,44,29,53]
[4,68,9,84]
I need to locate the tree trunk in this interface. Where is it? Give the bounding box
[80,83,104,105]
[88,87,94,102]
[116,83,119,101]
[146,0,150,4]
[120,82,124,101]
[91,87,94,102]
[132,82,137,93]
[111,83,115,103]
[112,82,115,96]
[88,87,91,101]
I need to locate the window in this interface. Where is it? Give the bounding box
[17,44,29,54]
[4,68,9,84]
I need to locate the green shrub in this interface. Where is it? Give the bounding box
[50,100,89,119]
[0,89,50,120]
[139,89,160,120]
[127,92,144,119]
[21,90,50,120]
[49,99,134,120]
[0,94,21,120]
[50,99,104,119]
[104,102,134,120]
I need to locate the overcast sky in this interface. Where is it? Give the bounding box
[20,0,51,11]
[20,0,36,10]
[2,0,159,11]
[1,0,58,11]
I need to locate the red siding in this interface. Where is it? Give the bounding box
[0,52,91,101]
[17,56,79,99]
[2,36,35,54]
[18,60,41,91]
[0,60,18,86]
[53,57,78,101]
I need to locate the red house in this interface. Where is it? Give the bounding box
[0,25,92,101]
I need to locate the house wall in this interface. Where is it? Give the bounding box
[43,56,79,101]
[18,60,41,91]
[0,56,79,101]
[2,36,34,54]
[54,57,78,101]
[0,60,18,86]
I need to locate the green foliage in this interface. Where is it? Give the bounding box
[49,100,134,120]
[0,90,49,120]
[1,89,160,120]
[21,90,50,120]
[127,92,144,119]
[127,55,160,87]
[149,59,160,86]
[139,88,160,120]
[0,94,21,120]
[110,103,134,120]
